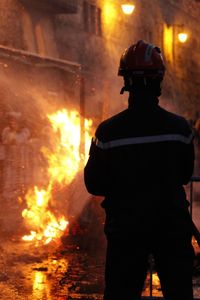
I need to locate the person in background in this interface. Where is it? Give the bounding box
[2,111,31,200]
[2,112,30,145]
[84,40,195,300]
[194,118,200,175]
[0,105,7,194]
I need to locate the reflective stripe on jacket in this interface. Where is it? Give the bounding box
[84,103,194,216]
[93,132,193,150]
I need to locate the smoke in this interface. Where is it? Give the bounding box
[159,96,181,115]
[191,183,200,230]
[61,170,92,218]
[0,54,95,239]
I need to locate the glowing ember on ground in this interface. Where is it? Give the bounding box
[22,186,69,244]
[22,108,92,245]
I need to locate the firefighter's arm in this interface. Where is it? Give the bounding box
[181,130,195,185]
[84,137,107,196]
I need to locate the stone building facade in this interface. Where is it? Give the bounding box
[0,0,199,123]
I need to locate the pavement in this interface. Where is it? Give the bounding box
[0,235,200,300]
[0,194,200,300]
[0,235,104,300]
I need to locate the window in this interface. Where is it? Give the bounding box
[83,1,102,36]
[22,8,58,57]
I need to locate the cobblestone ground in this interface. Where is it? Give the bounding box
[0,235,105,300]
[1,236,200,300]
[1,203,200,299]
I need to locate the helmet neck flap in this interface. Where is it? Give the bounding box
[118,40,165,97]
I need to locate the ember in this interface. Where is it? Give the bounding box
[22,108,92,245]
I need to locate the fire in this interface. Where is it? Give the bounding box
[43,110,81,185]
[22,108,92,244]
[22,186,69,244]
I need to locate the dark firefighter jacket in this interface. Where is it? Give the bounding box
[84,101,194,236]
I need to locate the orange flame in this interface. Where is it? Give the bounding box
[22,108,92,245]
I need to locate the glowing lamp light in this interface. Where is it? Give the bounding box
[178,32,188,43]
[121,4,135,15]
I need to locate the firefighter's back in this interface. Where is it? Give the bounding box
[96,103,193,230]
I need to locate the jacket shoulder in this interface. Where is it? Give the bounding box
[95,109,128,140]
[159,107,192,135]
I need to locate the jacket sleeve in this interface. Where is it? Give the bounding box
[84,136,108,196]
[181,128,195,185]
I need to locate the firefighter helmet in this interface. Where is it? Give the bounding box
[118,40,165,78]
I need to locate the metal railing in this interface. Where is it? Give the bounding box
[142,176,200,300]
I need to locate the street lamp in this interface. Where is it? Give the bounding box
[173,24,188,43]
[121,3,135,15]
[178,32,188,43]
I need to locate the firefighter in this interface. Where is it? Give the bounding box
[84,40,195,300]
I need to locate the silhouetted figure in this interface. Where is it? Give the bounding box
[2,112,31,200]
[194,118,200,175]
[0,105,7,194]
[84,40,195,300]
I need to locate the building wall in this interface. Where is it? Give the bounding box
[0,0,24,49]
[0,0,199,122]
[53,0,200,120]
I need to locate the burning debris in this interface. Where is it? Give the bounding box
[21,108,93,245]
[22,185,69,244]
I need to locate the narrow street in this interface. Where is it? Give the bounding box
[0,182,200,299]
[0,234,105,300]
[1,223,200,300]
[0,0,199,299]
[0,192,106,300]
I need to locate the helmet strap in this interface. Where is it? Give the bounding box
[120,86,126,94]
